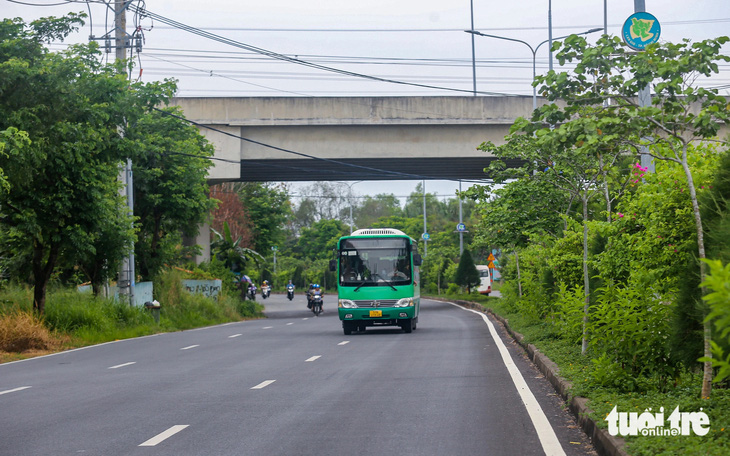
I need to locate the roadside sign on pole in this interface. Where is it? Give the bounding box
[487,253,496,262]
[488,261,495,269]
[456,223,466,232]
[622,12,661,51]
[422,233,430,240]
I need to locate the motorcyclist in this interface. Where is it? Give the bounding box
[286,280,295,300]
[307,283,323,312]
[261,280,270,298]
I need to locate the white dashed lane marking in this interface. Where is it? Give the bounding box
[228,334,242,338]
[108,362,136,369]
[180,345,199,350]
[0,386,32,396]
[305,356,321,362]
[251,380,276,390]
[138,425,189,447]
[337,341,350,346]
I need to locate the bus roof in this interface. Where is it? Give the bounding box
[350,228,408,237]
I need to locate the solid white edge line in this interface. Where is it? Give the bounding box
[452,303,567,456]
[180,345,199,350]
[0,386,32,396]
[108,362,136,369]
[251,380,276,390]
[305,356,321,362]
[138,425,189,447]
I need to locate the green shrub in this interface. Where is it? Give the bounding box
[588,278,680,391]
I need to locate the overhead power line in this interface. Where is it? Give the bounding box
[128,5,514,97]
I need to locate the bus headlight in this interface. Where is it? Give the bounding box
[394,298,414,308]
[339,299,357,308]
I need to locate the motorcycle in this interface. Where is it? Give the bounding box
[261,284,271,299]
[247,284,257,301]
[286,285,295,301]
[310,291,323,316]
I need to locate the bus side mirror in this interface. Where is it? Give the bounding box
[413,254,422,266]
[329,259,337,272]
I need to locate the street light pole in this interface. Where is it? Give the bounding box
[548,0,554,72]
[465,28,601,111]
[342,180,363,234]
[470,0,477,96]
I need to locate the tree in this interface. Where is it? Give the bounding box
[465,177,568,298]
[290,197,318,235]
[211,221,263,272]
[295,219,347,261]
[0,15,160,314]
[537,34,730,397]
[403,182,446,220]
[0,128,30,195]
[354,194,403,229]
[454,249,480,293]
[238,182,291,253]
[296,182,352,221]
[210,183,253,249]
[127,106,218,280]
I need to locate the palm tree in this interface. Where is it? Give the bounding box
[211,221,263,272]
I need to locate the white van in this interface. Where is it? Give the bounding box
[476,265,491,295]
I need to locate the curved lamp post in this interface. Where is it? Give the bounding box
[465,27,602,110]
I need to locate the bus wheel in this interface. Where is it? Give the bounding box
[343,321,353,336]
[402,319,413,333]
[358,323,366,332]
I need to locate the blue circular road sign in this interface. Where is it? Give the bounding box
[456,223,466,232]
[422,232,430,240]
[623,12,661,51]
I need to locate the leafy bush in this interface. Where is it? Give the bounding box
[588,278,680,391]
[550,283,585,345]
[700,259,730,383]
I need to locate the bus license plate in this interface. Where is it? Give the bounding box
[369,310,382,317]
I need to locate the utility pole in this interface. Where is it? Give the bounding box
[548,0,554,71]
[635,0,655,174]
[458,180,463,256]
[422,180,427,257]
[470,0,477,96]
[115,1,135,305]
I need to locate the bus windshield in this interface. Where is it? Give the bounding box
[338,237,411,287]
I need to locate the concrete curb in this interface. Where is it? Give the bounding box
[444,298,630,456]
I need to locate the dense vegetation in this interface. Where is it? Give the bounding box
[461,34,730,455]
[2,14,730,455]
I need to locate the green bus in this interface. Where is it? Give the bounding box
[330,228,422,335]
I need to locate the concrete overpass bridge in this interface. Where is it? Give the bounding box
[170,96,535,184]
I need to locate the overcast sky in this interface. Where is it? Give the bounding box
[5,0,730,199]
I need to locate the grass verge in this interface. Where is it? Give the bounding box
[0,272,264,363]
[479,297,730,456]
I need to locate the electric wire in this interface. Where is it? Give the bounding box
[127,4,514,97]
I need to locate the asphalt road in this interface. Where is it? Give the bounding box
[0,293,595,456]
